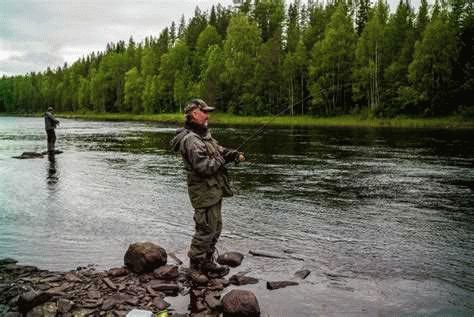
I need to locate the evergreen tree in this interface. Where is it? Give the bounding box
[415,0,430,39]
[286,1,300,52]
[309,3,356,115]
[356,0,371,34]
[409,12,459,115]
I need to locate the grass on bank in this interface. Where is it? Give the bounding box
[57,112,474,129]
[3,111,473,128]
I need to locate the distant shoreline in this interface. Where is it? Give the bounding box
[2,112,473,129]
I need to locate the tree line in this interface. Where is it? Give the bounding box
[0,0,472,117]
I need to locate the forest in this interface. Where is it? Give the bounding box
[0,0,472,118]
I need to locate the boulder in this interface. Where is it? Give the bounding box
[217,252,244,268]
[153,265,179,280]
[222,290,260,317]
[124,242,167,274]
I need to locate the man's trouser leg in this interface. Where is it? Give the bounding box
[189,200,222,262]
[47,129,56,152]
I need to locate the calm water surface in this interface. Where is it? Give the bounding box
[0,117,473,316]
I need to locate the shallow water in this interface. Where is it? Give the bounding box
[0,116,473,316]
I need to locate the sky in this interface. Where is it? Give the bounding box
[1,0,423,76]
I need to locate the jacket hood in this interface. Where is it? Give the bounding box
[170,128,189,152]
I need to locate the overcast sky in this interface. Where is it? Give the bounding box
[1,0,423,76]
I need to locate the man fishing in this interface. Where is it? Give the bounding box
[171,99,244,282]
[44,106,60,154]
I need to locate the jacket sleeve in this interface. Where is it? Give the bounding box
[219,145,239,163]
[46,112,59,124]
[183,136,225,176]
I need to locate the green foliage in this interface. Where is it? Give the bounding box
[353,0,389,113]
[408,12,458,115]
[124,67,144,114]
[309,3,356,115]
[223,14,261,114]
[0,0,470,118]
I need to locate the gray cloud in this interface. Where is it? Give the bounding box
[0,0,426,76]
[0,0,233,75]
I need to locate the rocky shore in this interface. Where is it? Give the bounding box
[0,242,309,317]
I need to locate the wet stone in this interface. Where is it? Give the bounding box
[266,280,299,290]
[57,298,74,313]
[64,272,82,283]
[216,252,244,268]
[18,291,52,314]
[153,265,179,280]
[26,301,57,317]
[294,269,311,280]
[148,280,179,293]
[124,242,167,274]
[222,290,260,317]
[205,293,222,310]
[229,275,259,286]
[108,267,129,277]
[152,296,170,311]
[0,258,18,266]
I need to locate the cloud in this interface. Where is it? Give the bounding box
[0,0,234,75]
[0,0,427,76]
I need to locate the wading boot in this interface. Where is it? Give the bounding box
[202,252,229,278]
[188,258,209,285]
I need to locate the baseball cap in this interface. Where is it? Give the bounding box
[184,99,215,113]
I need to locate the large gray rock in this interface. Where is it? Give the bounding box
[222,290,260,317]
[124,242,167,274]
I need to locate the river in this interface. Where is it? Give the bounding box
[0,116,473,316]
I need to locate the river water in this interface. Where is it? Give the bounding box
[0,116,473,316]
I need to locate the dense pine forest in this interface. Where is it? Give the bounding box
[0,0,472,118]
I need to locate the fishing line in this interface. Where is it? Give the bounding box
[233,81,356,172]
[235,81,356,153]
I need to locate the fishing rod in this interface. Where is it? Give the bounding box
[235,94,313,152]
[235,81,356,154]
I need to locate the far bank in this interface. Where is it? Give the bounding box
[2,112,473,129]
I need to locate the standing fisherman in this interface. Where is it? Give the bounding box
[171,99,244,282]
[44,106,60,153]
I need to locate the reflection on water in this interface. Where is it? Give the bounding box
[0,117,473,316]
[47,153,59,187]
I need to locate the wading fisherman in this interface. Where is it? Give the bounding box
[171,99,244,282]
[44,106,60,154]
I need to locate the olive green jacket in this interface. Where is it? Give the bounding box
[171,127,238,209]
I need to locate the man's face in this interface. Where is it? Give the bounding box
[191,109,209,127]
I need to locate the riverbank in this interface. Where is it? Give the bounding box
[2,112,473,128]
[0,243,305,317]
